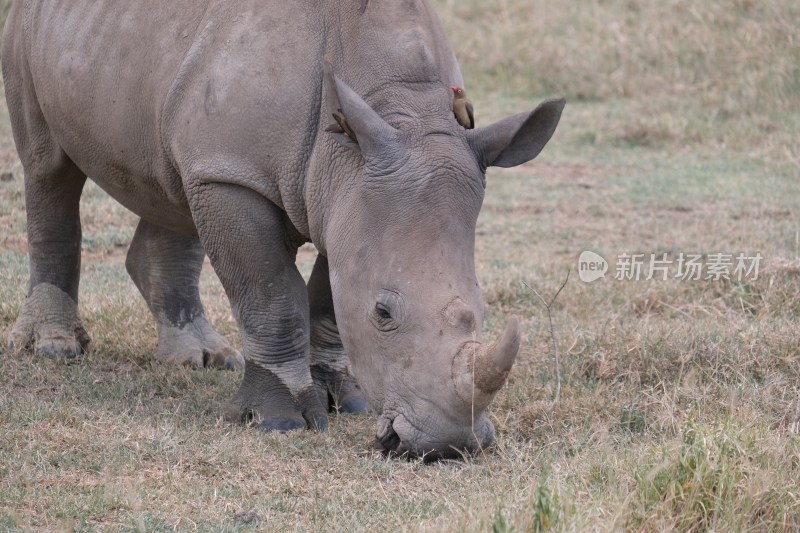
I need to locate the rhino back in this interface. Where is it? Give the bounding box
[13,0,462,238]
[17,0,323,234]
[20,0,210,231]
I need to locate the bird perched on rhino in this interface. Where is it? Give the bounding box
[325,108,357,142]
[450,86,474,129]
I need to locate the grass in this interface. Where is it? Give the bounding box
[2,0,800,530]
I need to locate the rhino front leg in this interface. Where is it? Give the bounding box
[188,182,328,432]
[125,219,244,370]
[308,255,369,414]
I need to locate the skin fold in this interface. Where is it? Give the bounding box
[3,0,564,457]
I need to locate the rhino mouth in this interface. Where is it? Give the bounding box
[374,414,479,463]
[375,416,403,454]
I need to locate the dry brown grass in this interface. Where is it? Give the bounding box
[436,0,800,171]
[2,0,800,531]
[444,0,798,103]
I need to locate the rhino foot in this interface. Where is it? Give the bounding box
[8,283,91,361]
[225,360,328,432]
[311,363,370,415]
[154,317,244,370]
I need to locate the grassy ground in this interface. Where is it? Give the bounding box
[2,0,800,531]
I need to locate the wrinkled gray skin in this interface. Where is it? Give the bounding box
[3,0,564,458]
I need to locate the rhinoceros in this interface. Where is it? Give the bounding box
[3,0,564,458]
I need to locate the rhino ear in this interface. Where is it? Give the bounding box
[323,62,401,157]
[467,98,565,168]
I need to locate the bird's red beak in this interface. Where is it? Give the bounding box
[449,85,458,92]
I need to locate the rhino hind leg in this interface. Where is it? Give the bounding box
[5,48,90,360]
[308,255,369,414]
[125,218,244,370]
[7,161,90,360]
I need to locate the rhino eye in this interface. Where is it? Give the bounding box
[375,303,392,321]
[371,291,403,332]
[372,302,396,332]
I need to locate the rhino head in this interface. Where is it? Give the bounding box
[318,73,564,459]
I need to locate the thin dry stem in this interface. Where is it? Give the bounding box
[522,270,570,406]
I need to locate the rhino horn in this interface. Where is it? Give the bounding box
[474,316,520,392]
[453,317,520,406]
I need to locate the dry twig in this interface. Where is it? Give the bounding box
[522,270,570,406]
